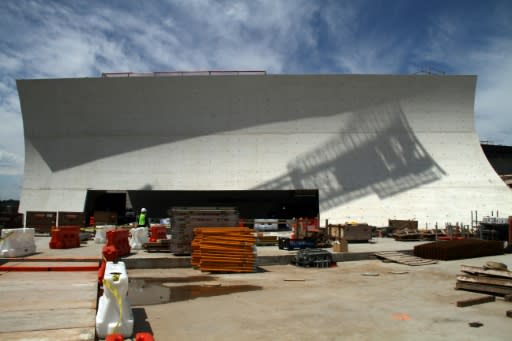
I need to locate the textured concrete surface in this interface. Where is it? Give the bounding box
[17,75,512,226]
[18,236,431,268]
[1,236,509,340]
[127,254,512,341]
[0,269,97,340]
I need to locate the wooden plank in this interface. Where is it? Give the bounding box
[456,295,495,307]
[461,265,512,279]
[0,327,95,341]
[456,274,512,287]
[504,294,512,302]
[456,281,512,296]
[374,252,437,266]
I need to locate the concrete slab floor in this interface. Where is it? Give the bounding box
[0,270,97,340]
[28,236,430,260]
[127,254,512,341]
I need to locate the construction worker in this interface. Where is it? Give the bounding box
[137,208,150,227]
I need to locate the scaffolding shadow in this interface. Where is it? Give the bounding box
[253,102,446,210]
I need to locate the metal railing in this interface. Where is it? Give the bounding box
[101,70,267,78]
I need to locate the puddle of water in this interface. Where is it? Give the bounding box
[128,278,262,306]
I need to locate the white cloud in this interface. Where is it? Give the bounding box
[0,52,22,72]
[0,149,23,175]
[420,14,512,145]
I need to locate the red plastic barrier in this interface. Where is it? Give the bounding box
[149,225,167,242]
[103,229,131,258]
[104,332,155,340]
[49,226,81,249]
[98,260,107,285]
[102,245,118,262]
[136,332,155,341]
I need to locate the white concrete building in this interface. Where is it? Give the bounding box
[16,74,512,226]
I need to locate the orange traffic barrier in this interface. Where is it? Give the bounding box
[104,333,155,341]
[49,226,81,249]
[102,229,131,258]
[192,227,256,273]
[136,332,155,341]
[149,225,167,243]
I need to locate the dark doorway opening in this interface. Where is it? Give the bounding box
[85,189,319,224]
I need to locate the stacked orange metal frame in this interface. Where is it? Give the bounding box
[192,227,256,273]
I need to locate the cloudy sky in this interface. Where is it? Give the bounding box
[0,0,511,199]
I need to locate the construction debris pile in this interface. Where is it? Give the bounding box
[414,239,504,260]
[169,207,239,255]
[291,248,333,268]
[191,227,256,273]
[456,262,512,297]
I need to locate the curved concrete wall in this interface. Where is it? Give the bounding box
[16,75,512,225]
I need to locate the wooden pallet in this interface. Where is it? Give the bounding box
[455,282,512,296]
[456,264,512,296]
[460,265,512,278]
[374,251,438,266]
[143,239,171,252]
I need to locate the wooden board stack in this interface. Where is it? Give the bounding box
[456,264,512,296]
[192,227,256,273]
[169,207,239,255]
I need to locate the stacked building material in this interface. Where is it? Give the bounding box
[414,239,504,260]
[169,207,239,255]
[191,227,256,273]
[328,223,372,242]
[57,212,85,227]
[292,248,333,268]
[456,263,512,296]
[26,211,57,233]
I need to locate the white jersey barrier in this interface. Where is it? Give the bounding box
[130,227,148,250]
[96,261,134,338]
[0,228,37,257]
[94,225,116,244]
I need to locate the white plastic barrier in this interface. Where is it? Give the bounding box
[94,225,116,244]
[96,261,134,338]
[0,228,37,257]
[129,227,148,250]
[254,219,279,231]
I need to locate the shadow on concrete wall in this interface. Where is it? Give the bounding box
[252,102,446,210]
[20,76,444,173]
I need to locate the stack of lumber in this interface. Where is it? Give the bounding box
[328,223,372,242]
[144,239,171,252]
[375,251,438,266]
[414,239,504,260]
[169,207,239,255]
[456,263,512,296]
[192,227,256,273]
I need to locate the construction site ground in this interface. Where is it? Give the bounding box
[0,237,511,340]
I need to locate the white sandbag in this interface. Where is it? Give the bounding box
[96,261,134,338]
[94,225,116,244]
[0,228,37,257]
[129,227,148,250]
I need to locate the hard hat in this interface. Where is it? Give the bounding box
[141,208,147,213]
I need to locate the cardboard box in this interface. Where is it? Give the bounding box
[332,239,348,252]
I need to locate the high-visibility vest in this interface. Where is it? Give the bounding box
[138,213,146,226]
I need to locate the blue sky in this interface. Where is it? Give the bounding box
[0,0,511,199]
